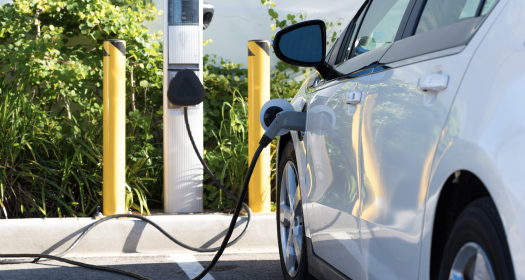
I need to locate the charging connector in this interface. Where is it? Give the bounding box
[260,111,307,147]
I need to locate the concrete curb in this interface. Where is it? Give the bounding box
[0,213,278,256]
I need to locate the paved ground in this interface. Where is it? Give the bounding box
[0,252,283,280]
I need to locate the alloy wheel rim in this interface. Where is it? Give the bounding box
[279,161,303,277]
[448,242,495,280]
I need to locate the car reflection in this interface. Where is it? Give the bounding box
[360,74,439,225]
[306,82,363,215]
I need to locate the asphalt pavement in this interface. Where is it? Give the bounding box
[0,252,283,280]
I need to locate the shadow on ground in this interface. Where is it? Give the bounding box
[0,258,283,280]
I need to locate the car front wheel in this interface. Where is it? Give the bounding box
[277,140,310,280]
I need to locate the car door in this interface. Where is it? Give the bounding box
[357,0,499,279]
[304,0,415,278]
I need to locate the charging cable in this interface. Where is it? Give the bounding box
[0,66,307,280]
[0,107,291,280]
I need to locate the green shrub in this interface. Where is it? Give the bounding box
[0,0,304,218]
[0,0,163,218]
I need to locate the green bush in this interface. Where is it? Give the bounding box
[0,0,163,218]
[0,0,304,218]
[0,81,162,218]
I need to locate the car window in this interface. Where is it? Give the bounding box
[344,0,411,61]
[415,0,498,35]
[325,44,334,62]
[480,0,497,16]
[325,25,348,65]
[341,5,366,62]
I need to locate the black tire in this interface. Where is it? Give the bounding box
[277,140,310,280]
[438,197,515,280]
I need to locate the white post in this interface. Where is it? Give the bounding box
[163,0,204,213]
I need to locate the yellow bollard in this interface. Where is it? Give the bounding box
[248,40,271,213]
[103,40,126,216]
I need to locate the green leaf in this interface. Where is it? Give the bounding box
[92,31,100,39]
[268,9,278,19]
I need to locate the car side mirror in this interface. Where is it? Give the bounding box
[273,20,326,67]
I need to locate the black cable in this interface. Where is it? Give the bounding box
[183,107,252,244]
[193,139,265,280]
[0,253,150,280]
[0,212,248,266]
[0,108,264,280]
[0,213,246,279]
[183,106,260,279]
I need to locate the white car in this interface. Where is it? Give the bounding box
[271,0,523,279]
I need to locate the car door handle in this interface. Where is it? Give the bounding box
[343,91,362,104]
[418,74,449,92]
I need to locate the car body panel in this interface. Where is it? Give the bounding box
[360,49,476,279]
[418,0,525,279]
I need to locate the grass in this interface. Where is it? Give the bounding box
[0,81,162,219]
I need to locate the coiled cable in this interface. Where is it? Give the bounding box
[0,107,261,280]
